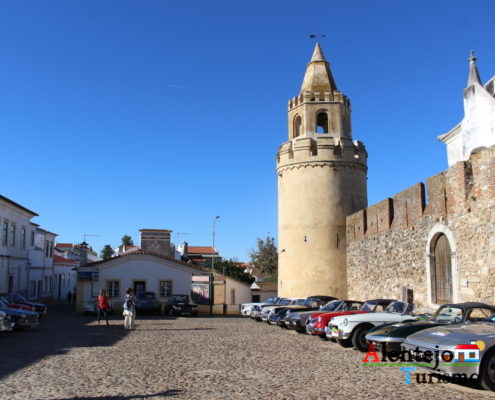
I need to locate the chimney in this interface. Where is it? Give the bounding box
[79,242,88,267]
[139,229,173,257]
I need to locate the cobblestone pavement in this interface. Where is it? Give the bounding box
[1,307,495,400]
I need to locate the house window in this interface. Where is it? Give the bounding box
[106,281,120,298]
[159,280,172,297]
[230,289,236,305]
[29,281,36,297]
[10,224,16,247]
[21,227,26,249]
[45,240,49,257]
[469,352,476,358]
[30,230,35,246]
[2,221,8,246]
[49,241,53,257]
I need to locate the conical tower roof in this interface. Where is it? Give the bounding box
[300,43,337,94]
[467,50,482,87]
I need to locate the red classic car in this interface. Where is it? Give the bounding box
[306,299,395,339]
[0,295,34,312]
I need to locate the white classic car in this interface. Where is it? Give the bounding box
[0,310,14,332]
[329,301,416,351]
[240,296,280,316]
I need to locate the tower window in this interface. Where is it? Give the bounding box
[293,115,302,138]
[316,111,328,133]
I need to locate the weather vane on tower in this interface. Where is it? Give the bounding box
[309,29,326,39]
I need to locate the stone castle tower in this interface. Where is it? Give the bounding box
[276,44,368,298]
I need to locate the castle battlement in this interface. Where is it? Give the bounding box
[346,145,495,242]
[288,90,350,111]
[276,135,367,172]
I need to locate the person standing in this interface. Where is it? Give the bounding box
[97,288,111,326]
[123,288,136,330]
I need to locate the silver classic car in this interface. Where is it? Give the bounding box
[0,310,14,332]
[402,313,495,391]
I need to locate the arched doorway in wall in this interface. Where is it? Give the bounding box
[431,233,453,304]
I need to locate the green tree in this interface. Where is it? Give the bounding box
[212,258,254,284]
[121,235,133,247]
[249,235,278,279]
[100,244,113,260]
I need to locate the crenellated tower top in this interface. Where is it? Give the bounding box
[286,43,353,141]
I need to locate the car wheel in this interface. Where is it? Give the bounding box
[318,334,328,341]
[480,347,495,391]
[352,326,371,352]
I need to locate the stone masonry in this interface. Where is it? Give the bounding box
[346,146,495,311]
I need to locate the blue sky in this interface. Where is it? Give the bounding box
[1,1,494,260]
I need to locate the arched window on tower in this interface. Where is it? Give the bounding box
[293,115,302,138]
[316,111,328,133]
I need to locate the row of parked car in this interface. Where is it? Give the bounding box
[241,296,495,391]
[83,292,199,316]
[0,293,47,332]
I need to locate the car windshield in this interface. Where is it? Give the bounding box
[0,296,10,304]
[487,314,495,322]
[385,301,409,314]
[320,300,343,312]
[172,295,188,303]
[303,299,320,308]
[279,298,291,305]
[14,294,27,302]
[343,301,364,311]
[361,301,379,312]
[266,297,278,304]
[0,299,6,308]
[293,299,306,306]
[432,306,464,321]
[137,293,156,300]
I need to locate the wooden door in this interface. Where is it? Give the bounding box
[433,234,453,304]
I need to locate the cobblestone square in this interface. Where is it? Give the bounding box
[1,307,495,400]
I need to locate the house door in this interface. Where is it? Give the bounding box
[134,281,146,293]
[8,276,13,293]
[433,234,453,304]
[459,352,464,362]
[37,281,42,301]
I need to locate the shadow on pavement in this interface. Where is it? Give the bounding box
[50,389,183,399]
[0,305,129,380]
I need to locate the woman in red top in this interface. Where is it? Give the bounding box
[97,289,111,326]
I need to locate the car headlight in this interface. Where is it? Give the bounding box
[343,318,348,327]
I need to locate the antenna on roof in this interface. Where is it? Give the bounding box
[175,232,190,243]
[83,234,99,243]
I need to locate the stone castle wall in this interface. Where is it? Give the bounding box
[346,146,495,311]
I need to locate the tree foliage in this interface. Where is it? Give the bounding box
[248,235,278,278]
[100,244,113,260]
[212,258,254,284]
[121,235,133,247]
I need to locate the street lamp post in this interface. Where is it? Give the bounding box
[212,216,220,271]
[210,216,220,315]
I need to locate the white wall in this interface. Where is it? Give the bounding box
[78,254,203,310]
[0,199,36,294]
[225,277,252,314]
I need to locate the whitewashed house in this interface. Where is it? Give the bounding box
[53,253,78,303]
[28,226,57,302]
[0,195,38,295]
[76,229,208,312]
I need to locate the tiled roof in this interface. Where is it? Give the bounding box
[0,194,38,216]
[53,255,79,265]
[188,246,218,255]
[56,243,74,248]
[254,281,278,291]
[85,249,208,273]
